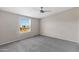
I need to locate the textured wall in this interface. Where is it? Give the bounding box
[40,8,79,43]
[0,10,40,45]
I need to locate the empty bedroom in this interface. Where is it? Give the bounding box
[0,7,79,52]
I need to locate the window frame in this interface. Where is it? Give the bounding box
[19,17,31,33]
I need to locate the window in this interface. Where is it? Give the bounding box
[19,17,31,33]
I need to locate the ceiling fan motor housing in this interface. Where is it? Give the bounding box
[40,10,45,13]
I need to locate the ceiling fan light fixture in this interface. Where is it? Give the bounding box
[40,7,51,13]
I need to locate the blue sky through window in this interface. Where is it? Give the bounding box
[19,17,29,25]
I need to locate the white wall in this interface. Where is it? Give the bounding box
[0,10,40,45]
[76,8,79,43]
[40,8,79,43]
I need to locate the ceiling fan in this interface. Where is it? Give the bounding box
[40,7,51,13]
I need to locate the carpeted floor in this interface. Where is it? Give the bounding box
[0,35,79,52]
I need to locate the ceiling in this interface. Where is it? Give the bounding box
[0,7,73,19]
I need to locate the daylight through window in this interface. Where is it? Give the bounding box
[19,17,31,33]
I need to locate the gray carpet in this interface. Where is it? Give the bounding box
[0,35,79,52]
